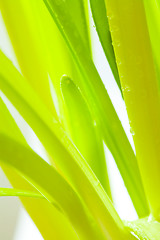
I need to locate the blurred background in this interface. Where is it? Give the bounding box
[0,2,137,239]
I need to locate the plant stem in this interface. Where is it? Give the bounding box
[0,0,57,117]
[143,0,160,90]
[0,51,128,240]
[89,0,122,92]
[61,76,111,196]
[105,0,160,219]
[125,216,160,240]
[0,134,106,240]
[0,98,78,240]
[43,0,149,217]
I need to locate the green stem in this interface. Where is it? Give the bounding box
[89,0,121,92]
[0,134,105,240]
[125,216,160,240]
[0,51,128,240]
[43,0,149,217]
[143,0,160,89]
[0,0,57,117]
[0,188,43,198]
[0,98,78,240]
[61,76,111,196]
[105,0,160,219]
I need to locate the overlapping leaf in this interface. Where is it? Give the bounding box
[89,0,121,91]
[0,97,78,240]
[0,134,105,239]
[144,0,160,88]
[61,75,111,196]
[0,188,43,198]
[42,0,148,217]
[0,51,127,239]
[105,0,160,218]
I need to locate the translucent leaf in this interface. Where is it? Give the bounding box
[42,0,149,217]
[0,188,43,198]
[0,134,110,239]
[89,0,121,91]
[105,0,159,218]
[61,75,111,196]
[0,97,78,240]
[0,50,126,239]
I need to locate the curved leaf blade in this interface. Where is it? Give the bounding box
[0,51,127,239]
[143,0,160,89]
[89,0,121,91]
[2,164,78,240]
[0,0,58,117]
[0,97,79,240]
[42,0,149,217]
[0,188,43,198]
[0,134,106,240]
[105,0,160,218]
[125,217,160,240]
[61,75,111,196]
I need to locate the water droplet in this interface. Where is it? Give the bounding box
[93,120,97,127]
[124,85,131,93]
[107,13,114,21]
[110,25,119,33]
[130,127,135,136]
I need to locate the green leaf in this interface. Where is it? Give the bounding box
[105,0,160,219]
[2,164,78,240]
[42,0,149,217]
[89,0,121,91]
[0,97,25,144]
[0,50,58,136]
[143,0,160,88]
[61,75,111,196]
[125,217,160,240]
[0,97,78,240]
[0,51,127,239]
[60,0,90,50]
[0,188,43,198]
[0,0,90,119]
[0,0,57,117]
[0,134,110,240]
